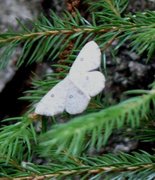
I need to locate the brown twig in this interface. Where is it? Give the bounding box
[0,164,153,180]
[56,0,81,73]
[66,0,80,15]
[0,28,113,44]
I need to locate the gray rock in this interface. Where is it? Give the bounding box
[0,0,41,92]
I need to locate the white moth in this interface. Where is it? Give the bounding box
[35,41,105,116]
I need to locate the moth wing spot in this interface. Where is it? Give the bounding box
[69,95,73,98]
[86,76,89,80]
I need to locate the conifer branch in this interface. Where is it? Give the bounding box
[39,88,155,156]
[0,116,37,161]
[0,1,155,68]
[1,152,155,179]
[0,28,111,44]
[1,1,155,179]
[1,164,153,180]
